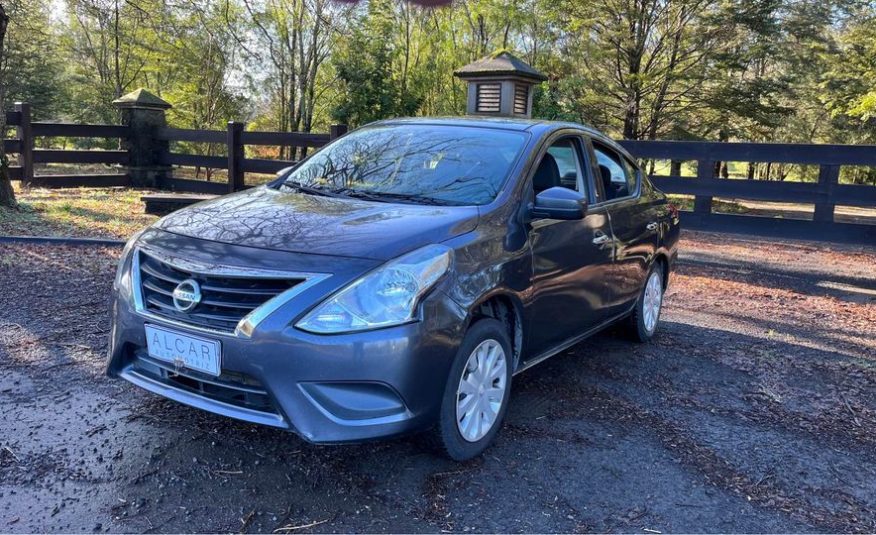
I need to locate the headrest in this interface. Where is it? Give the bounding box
[533,153,561,193]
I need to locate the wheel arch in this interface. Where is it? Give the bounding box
[466,291,524,372]
[651,250,671,289]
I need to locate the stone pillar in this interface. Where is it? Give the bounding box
[112,88,172,188]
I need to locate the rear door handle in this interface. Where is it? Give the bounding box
[592,233,611,245]
[646,222,658,231]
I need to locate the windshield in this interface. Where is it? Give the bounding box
[279,125,527,205]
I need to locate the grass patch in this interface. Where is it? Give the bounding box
[0,186,159,239]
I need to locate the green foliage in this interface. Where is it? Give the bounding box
[158,3,249,130]
[0,0,872,186]
[331,0,422,126]
[1,0,248,130]
[821,11,876,133]
[1,0,68,120]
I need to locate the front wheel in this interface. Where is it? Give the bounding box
[433,318,513,461]
[625,263,665,342]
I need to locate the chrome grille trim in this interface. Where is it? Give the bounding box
[132,247,329,337]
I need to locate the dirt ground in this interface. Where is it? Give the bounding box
[0,230,874,533]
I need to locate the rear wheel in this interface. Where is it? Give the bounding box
[625,262,665,342]
[433,318,512,461]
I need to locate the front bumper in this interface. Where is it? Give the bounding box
[106,235,468,443]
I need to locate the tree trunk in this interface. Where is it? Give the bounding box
[0,2,15,208]
[715,129,729,179]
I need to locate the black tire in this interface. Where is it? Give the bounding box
[432,318,513,461]
[625,261,665,343]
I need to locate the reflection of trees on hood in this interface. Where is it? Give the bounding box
[153,186,474,261]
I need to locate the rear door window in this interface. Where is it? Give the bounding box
[593,142,637,201]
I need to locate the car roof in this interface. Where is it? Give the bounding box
[370,116,630,157]
[374,116,540,131]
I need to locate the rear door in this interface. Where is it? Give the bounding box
[524,134,615,359]
[589,140,661,316]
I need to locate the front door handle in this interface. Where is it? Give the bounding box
[646,222,658,231]
[592,233,611,245]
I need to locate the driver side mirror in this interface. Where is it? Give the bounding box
[531,187,588,220]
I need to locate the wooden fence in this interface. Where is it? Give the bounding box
[155,122,346,195]
[4,100,875,241]
[4,102,345,195]
[5,103,130,188]
[617,140,876,240]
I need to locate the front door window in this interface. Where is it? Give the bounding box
[533,138,589,196]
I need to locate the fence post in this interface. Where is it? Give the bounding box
[14,102,33,187]
[227,121,244,193]
[813,164,840,223]
[112,89,172,188]
[329,124,348,140]
[694,159,714,216]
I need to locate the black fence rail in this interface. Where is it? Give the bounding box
[617,140,876,240]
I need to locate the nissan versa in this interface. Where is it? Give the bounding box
[107,117,680,460]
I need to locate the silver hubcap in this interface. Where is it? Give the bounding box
[643,271,663,333]
[456,339,507,443]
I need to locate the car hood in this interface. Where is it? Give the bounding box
[155,186,480,261]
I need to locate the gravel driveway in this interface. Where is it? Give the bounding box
[1,231,874,533]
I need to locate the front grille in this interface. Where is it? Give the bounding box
[132,353,278,415]
[137,250,304,333]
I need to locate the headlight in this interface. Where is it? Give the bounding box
[296,244,452,334]
[114,228,146,292]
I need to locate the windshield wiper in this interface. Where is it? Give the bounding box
[283,181,346,198]
[284,182,454,206]
[331,188,450,206]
